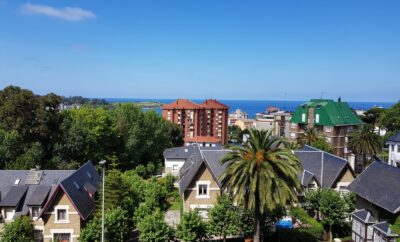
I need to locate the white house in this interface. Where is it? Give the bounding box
[387,131,400,167]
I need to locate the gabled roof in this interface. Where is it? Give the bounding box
[291,99,363,126]
[348,159,400,214]
[387,131,400,143]
[59,161,101,220]
[0,169,73,219]
[300,170,320,187]
[352,209,377,223]
[199,99,229,109]
[295,145,354,188]
[162,99,200,110]
[179,149,229,193]
[372,222,399,237]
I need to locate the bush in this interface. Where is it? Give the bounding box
[137,211,173,242]
[269,229,318,242]
[290,207,324,240]
[1,216,33,242]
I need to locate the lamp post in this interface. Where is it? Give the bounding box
[99,160,107,242]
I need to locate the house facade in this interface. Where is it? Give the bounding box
[348,160,400,242]
[387,131,400,167]
[165,144,353,218]
[0,161,100,242]
[162,99,229,145]
[289,99,363,163]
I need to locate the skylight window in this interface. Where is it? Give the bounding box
[73,182,80,190]
[14,179,20,185]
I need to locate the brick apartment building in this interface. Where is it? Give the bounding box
[162,99,229,145]
[289,99,363,160]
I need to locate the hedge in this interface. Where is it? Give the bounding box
[290,207,324,240]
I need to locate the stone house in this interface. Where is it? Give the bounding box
[0,161,100,242]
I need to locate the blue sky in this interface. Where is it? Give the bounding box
[0,0,399,102]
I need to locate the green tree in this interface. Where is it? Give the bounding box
[80,208,130,242]
[361,107,384,127]
[379,102,400,132]
[176,210,208,242]
[137,211,173,242]
[305,189,322,220]
[319,189,347,242]
[349,124,382,170]
[54,106,117,168]
[207,195,240,242]
[297,127,323,146]
[310,138,334,153]
[220,129,302,242]
[6,142,44,169]
[228,125,245,144]
[1,216,33,242]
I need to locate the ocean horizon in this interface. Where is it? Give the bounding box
[104,98,396,118]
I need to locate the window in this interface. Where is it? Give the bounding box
[315,114,320,123]
[196,181,210,198]
[392,145,395,152]
[53,233,71,242]
[56,209,68,222]
[31,206,40,218]
[301,113,306,122]
[325,127,332,132]
[326,137,332,143]
[172,165,178,171]
[397,145,400,153]
[4,208,14,221]
[34,230,44,242]
[198,184,208,196]
[291,123,296,129]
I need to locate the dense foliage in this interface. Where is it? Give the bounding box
[136,211,173,242]
[379,102,400,132]
[0,85,183,170]
[297,127,334,153]
[0,216,33,242]
[207,195,241,242]
[79,208,130,242]
[176,210,208,242]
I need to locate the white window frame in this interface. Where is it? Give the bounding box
[301,113,306,122]
[55,205,69,223]
[291,123,297,129]
[50,229,74,242]
[325,127,332,132]
[3,207,15,221]
[34,226,44,242]
[172,164,179,171]
[196,181,211,198]
[315,114,320,123]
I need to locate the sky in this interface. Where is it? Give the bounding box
[0,0,399,102]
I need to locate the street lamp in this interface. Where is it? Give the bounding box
[99,160,107,242]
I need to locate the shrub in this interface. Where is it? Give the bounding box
[290,207,324,240]
[1,216,33,242]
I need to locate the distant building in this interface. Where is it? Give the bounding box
[0,161,100,242]
[387,131,400,167]
[272,111,292,138]
[348,159,400,242]
[162,99,229,145]
[289,98,363,161]
[228,109,249,126]
[234,119,254,130]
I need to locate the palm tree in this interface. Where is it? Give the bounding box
[297,127,323,146]
[220,129,302,242]
[349,124,382,170]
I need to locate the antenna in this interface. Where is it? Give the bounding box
[320,92,326,99]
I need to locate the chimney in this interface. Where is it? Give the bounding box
[338,97,341,103]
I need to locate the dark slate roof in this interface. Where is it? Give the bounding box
[387,131,400,143]
[372,222,399,237]
[352,209,377,223]
[300,170,318,187]
[26,185,51,206]
[59,161,101,220]
[179,148,229,193]
[295,145,352,188]
[163,145,199,159]
[0,185,28,207]
[348,160,400,214]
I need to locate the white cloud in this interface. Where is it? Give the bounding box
[20,2,96,21]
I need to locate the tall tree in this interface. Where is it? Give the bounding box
[176,210,208,242]
[348,124,382,169]
[137,211,173,242]
[220,129,302,242]
[361,107,384,127]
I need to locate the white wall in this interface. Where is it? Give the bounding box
[388,142,400,167]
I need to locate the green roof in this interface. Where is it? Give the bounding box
[291,99,363,126]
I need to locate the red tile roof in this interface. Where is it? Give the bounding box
[185,136,221,143]
[199,99,229,109]
[162,99,200,110]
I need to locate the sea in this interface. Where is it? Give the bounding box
[105,98,396,118]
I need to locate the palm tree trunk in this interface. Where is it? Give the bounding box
[363,154,367,170]
[254,193,261,242]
